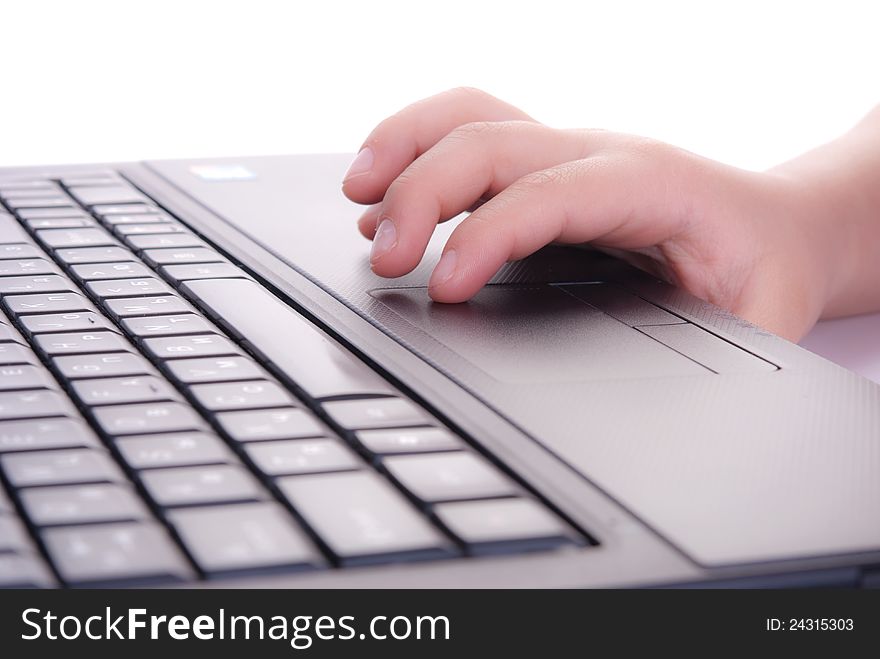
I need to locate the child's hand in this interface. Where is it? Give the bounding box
[342,88,859,341]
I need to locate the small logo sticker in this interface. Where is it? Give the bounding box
[189,164,256,181]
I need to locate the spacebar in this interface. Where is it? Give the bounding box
[180,278,394,399]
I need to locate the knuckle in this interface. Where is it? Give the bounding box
[515,165,571,192]
[448,86,495,103]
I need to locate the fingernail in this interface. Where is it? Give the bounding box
[429,250,457,289]
[344,146,374,181]
[370,218,397,262]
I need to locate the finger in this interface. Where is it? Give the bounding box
[369,122,613,277]
[356,203,382,239]
[427,151,701,302]
[342,87,534,204]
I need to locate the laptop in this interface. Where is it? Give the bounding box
[0,153,877,589]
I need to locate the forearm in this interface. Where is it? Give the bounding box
[769,105,880,318]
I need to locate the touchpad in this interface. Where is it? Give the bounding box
[370,285,709,383]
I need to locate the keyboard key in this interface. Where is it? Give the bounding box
[19,311,116,336]
[16,207,90,220]
[54,352,156,379]
[323,398,431,430]
[2,187,61,199]
[434,499,572,553]
[0,323,26,344]
[140,464,266,507]
[68,185,150,207]
[4,292,96,315]
[143,334,239,360]
[116,432,233,469]
[43,522,193,585]
[245,439,361,476]
[0,214,32,242]
[164,356,266,384]
[0,390,74,420]
[103,213,172,226]
[217,409,324,442]
[71,375,180,406]
[167,502,320,575]
[20,483,150,525]
[0,553,55,588]
[8,198,74,210]
[115,223,187,236]
[181,278,396,399]
[383,453,518,503]
[0,244,43,259]
[142,247,225,267]
[61,174,122,187]
[127,233,206,250]
[0,364,58,391]
[70,261,153,281]
[104,295,193,319]
[0,515,33,553]
[189,380,295,411]
[1,449,123,487]
[92,203,159,216]
[0,180,56,192]
[26,217,95,229]
[160,262,250,283]
[37,228,118,249]
[0,274,74,295]
[121,313,215,338]
[87,277,173,299]
[0,418,99,453]
[34,330,133,356]
[55,246,137,264]
[92,402,206,436]
[355,427,465,454]
[0,258,57,276]
[0,342,39,364]
[277,471,453,563]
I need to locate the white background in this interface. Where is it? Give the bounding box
[2,0,879,378]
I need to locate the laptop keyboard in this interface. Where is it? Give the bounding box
[0,172,581,587]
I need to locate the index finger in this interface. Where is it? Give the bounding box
[341,87,535,205]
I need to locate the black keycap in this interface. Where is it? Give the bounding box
[0,364,58,391]
[0,343,39,364]
[1,449,123,487]
[160,262,249,283]
[0,243,43,259]
[167,502,320,575]
[102,213,172,226]
[20,483,150,525]
[34,330,132,356]
[0,390,74,420]
[323,398,431,430]
[383,453,518,503]
[93,402,206,436]
[4,292,96,315]
[434,499,572,553]
[164,356,266,384]
[355,427,465,454]
[121,313,216,338]
[116,432,233,469]
[104,295,193,319]
[0,554,55,588]
[55,246,136,264]
[143,334,239,360]
[92,203,159,216]
[19,311,116,336]
[0,274,74,295]
[189,380,295,411]
[43,522,193,585]
[71,375,180,406]
[140,464,266,507]
[0,258,57,276]
[127,233,206,251]
[16,208,90,220]
[68,186,149,207]
[180,278,396,399]
[71,261,153,281]
[115,223,187,236]
[277,471,453,563]
[37,228,117,249]
[0,418,100,453]
[245,438,361,476]
[0,215,32,243]
[54,352,156,379]
[217,408,324,442]
[87,277,173,299]
[142,247,225,267]
[26,217,95,229]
